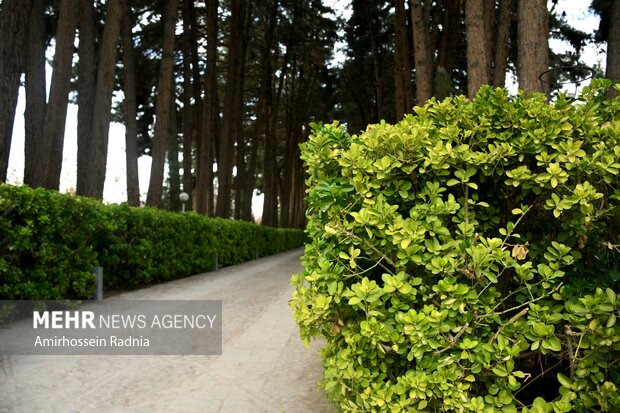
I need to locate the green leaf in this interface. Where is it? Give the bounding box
[557,373,572,388]
[348,297,362,305]
[493,366,509,377]
[550,177,558,188]
[532,397,548,410]
[606,314,616,328]
[542,337,562,352]
[502,404,517,413]
[324,225,337,235]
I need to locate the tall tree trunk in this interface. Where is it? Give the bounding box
[196,0,218,215]
[289,122,305,229]
[241,137,258,221]
[280,59,305,228]
[234,141,244,219]
[410,0,433,104]
[235,1,254,219]
[466,0,491,98]
[234,136,247,220]
[79,0,124,199]
[146,0,179,207]
[606,0,620,97]
[23,0,47,188]
[393,0,413,119]
[367,9,384,120]
[0,0,33,182]
[121,5,140,207]
[279,63,296,228]
[189,0,203,211]
[181,0,194,210]
[216,0,247,218]
[260,0,279,227]
[279,132,292,228]
[283,114,305,229]
[76,0,97,196]
[43,0,79,190]
[484,0,495,82]
[233,3,251,220]
[493,0,514,87]
[437,0,461,74]
[167,99,181,211]
[517,0,548,93]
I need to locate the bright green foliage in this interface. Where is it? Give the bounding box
[292,80,620,412]
[0,184,305,299]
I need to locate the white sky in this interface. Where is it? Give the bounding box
[6,0,606,209]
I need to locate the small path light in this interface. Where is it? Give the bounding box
[179,192,190,212]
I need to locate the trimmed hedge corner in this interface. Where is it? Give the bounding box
[292,80,620,412]
[0,184,305,299]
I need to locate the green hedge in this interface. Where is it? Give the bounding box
[0,184,305,299]
[292,80,620,412]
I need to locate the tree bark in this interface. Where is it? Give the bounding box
[493,0,514,87]
[234,135,247,220]
[121,4,140,207]
[241,137,258,221]
[76,0,97,196]
[79,0,124,199]
[466,0,491,98]
[215,0,247,218]
[437,0,461,75]
[410,0,433,104]
[517,0,549,93]
[233,0,252,221]
[484,0,495,82]
[181,0,195,210]
[43,0,79,190]
[23,0,47,188]
[0,0,33,182]
[367,6,384,121]
[260,0,279,227]
[196,0,218,215]
[189,0,203,211]
[606,0,620,97]
[146,0,179,207]
[393,0,413,119]
[166,98,181,210]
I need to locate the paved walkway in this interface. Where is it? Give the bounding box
[0,249,335,413]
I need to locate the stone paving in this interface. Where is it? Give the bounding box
[0,249,334,413]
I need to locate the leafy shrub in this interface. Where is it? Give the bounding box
[292,80,620,412]
[0,185,109,299]
[0,185,305,299]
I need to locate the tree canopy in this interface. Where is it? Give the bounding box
[0,0,616,228]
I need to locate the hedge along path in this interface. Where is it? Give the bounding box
[292,81,620,412]
[0,249,334,412]
[0,183,305,300]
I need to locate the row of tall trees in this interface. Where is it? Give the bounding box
[0,0,618,228]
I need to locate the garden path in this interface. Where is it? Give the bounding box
[0,249,334,413]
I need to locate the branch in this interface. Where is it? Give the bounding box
[489,307,529,345]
